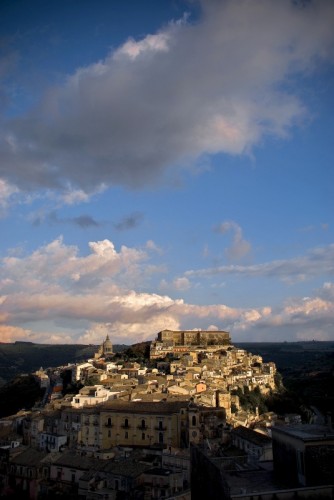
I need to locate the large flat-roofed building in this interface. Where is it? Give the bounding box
[150,329,231,359]
[271,423,334,487]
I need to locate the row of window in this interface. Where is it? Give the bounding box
[106,417,167,429]
[122,431,164,443]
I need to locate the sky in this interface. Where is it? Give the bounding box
[0,0,334,345]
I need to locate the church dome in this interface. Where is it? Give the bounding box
[103,334,113,355]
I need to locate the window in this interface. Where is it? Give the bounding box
[108,430,111,437]
[107,417,112,426]
[192,415,196,426]
[124,418,129,428]
[159,432,164,444]
[125,431,128,439]
[142,432,145,440]
[141,419,146,428]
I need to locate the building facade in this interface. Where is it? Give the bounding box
[272,424,334,487]
[150,329,231,359]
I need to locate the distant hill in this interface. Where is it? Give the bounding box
[0,342,128,386]
[0,340,333,416]
[237,341,334,416]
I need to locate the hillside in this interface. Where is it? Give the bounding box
[0,340,333,416]
[0,342,127,386]
[237,341,334,416]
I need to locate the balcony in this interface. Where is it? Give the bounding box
[105,423,113,427]
[137,425,148,430]
[121,424,131,429]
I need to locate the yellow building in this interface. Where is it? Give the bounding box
[75,400,227,452]
[99,400,190,450]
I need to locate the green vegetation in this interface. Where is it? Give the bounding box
[122,341,151,361]
[237,341,334,417]
[232,386,268,414]
[0,342,128,385]
[0,375,45,418]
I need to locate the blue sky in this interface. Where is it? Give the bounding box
[0,0,333,345]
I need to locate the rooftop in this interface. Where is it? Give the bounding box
[272,423,334,442]
[231,426,272,446]
[11,448,48,466]
[99,399,191,414]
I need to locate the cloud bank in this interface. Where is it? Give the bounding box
[0,238,333,344]
[185,244,334,282]
[1,0,334,197]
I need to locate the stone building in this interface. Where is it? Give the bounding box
[98,400,191,450]
[3,448,48,500]
[150,329,231,359]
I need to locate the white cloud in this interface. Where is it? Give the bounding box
[185,243,334,282]
[113,33,170,60]
[1,0,334,196]
[0,178,19,215]
[159,276,192,292]
[215,220,251,260]
[173,277,191,291]
[0,238,333,343]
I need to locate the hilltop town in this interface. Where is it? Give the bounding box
[0,330,333,499]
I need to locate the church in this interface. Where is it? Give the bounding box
[95,334,114,359]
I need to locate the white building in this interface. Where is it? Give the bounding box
[39,432,67,452]
[70,385,119,408]
[71,362,94,383]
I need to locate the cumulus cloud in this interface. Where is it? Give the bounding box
[0,325,32,343]
[0,238,333,343]
[160,277,191,292]
[232,287,334,341]
[215,220,251,260]
[1,0,334,196]
[185,243,334,282]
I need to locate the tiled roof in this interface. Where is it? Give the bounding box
[11,448,48,466]
[52,450,102,470]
